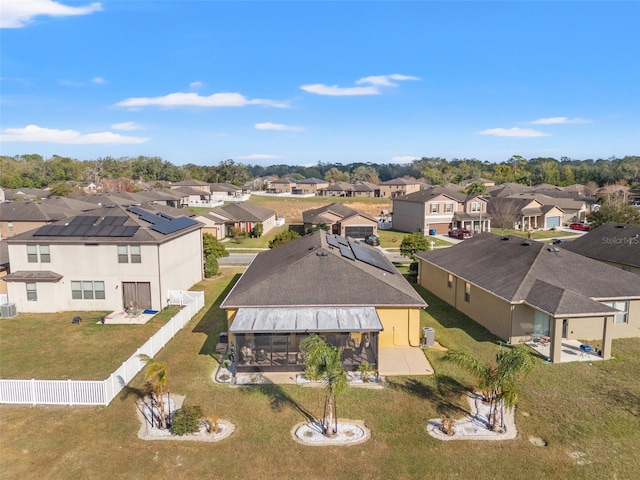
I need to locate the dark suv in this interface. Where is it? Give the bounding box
[365,234,380,246]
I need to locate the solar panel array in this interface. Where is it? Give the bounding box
[126,206,198,235]
[35,216,139,238]
[324,234,395,274]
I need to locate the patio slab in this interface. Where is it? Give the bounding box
[378,346,434,376]
[527,339,603,363]
[101,310,157,325]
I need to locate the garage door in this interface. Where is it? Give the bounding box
[546,216,561,229]
[344,226,374,238]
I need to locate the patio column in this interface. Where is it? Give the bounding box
[550,317,563,363]
[602,315,614,360]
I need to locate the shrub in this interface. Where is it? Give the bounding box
[204,256,219,277]
[170,405,205,436]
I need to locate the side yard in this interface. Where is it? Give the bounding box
[0,271,639,479]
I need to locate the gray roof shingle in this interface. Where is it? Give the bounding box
[563,223,640,268]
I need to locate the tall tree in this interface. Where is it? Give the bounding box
[463,182,487,196]
[400,233,432,260]
[588,201,640,227]
[300,334,348,437]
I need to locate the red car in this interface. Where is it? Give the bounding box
[569,222,591,231]
[448,228,473,239]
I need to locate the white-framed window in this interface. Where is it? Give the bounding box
[26,282,37,301]
[27,245,38,263]
[604,301,628,324]
[464,282,471,302]
[39,245,50,263]
[7,222,13,232]
[27,244,50,263]
[71,281,106,300]
[471,202,482,212]
[445,203,453,213]
[430,203,438,213]
[447,273,453,288]
[118,245,141,263]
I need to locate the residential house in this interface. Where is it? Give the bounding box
[266,178,297,194]
[564,223,640,275]
[505,192,590,224]
[0,198,100,240]
[487,183,535,197]
[351,181,380,197]
[169,179,212,193]
[0,241,8,298]
[319,181,355,197]
[486,197,564,231]
[2,204,203,313]
[220,230,427,374]
[392,186,490,235]
[210,183,245,200]
[292,178,329,195]
[2,188,50,202]
[197,203,277,237]
[302,203,378,238]
[458,177,496,188]
[379,178,421,199]
[172,186,214,206]
[416,234,640,363]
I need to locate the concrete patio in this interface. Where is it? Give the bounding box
[527,339,604,363]
[378,346,434,376]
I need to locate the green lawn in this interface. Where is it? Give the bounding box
[377,228,453,248]
[491,228,575,240]
[1,272,639,479]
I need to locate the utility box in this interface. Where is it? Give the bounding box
[0,303,17,318]
[422,327,435,348]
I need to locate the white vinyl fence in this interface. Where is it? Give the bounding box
[0,291,205,406]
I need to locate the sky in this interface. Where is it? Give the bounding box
[1,1,639,167]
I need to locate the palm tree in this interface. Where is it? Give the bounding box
[300,334,348,437]
[443,345,534,430]
[138,354,169,429]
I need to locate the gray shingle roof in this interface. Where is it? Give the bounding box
[212,203,276,222]
[416,233,640,315]
[221,231,426,308]
[563,223,640,268]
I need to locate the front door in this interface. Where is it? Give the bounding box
[122,282,152,310]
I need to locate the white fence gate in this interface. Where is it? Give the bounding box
[0,290,205,406]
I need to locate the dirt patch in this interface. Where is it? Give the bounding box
[248,197,392,223]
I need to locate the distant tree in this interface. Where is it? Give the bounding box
[400,233,432,260]
[463,182,487,196]
[587,201,640,227]
[48,183,75,197]
[268,230,300,249]
[350,165,380,184]
[324,167,350,183]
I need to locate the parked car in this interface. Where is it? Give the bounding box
[448,228,472,239]
[552,238,569,245]
[569,222,591,231]
[364,234,380,246]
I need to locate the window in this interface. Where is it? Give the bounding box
[26,282,37,301]
[39,245,50,263]
[71,281,105,300]
[471,202,481,212]
[447,273,453,288]
[604,301,628,324]
[7,222,13,232]
[130,245,141,263]
[27,245,50,263]
[464,282,471,302]
[118,245,129,263]
[430,203,438,213]
[445,203,453,213]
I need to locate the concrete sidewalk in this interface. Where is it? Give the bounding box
[378,346,434,376]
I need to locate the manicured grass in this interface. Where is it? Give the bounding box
[491,228,575,240]
[224,224,291,248]
[1,272,639,479]
[377,228,453,248]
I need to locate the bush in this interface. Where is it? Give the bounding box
[204,256,219,278]
[170,405,205,436]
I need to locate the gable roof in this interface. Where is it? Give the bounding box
[563,223,640,268]
[302,203,377,224]
[212,203,276,222]
[416,234,640,315]
[380,177,420,186]
[297,177,328,185]
[394,185,476,204]
[221,230,426,308]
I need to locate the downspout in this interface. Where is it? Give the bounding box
[157,244,163,310]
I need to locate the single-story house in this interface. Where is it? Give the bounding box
[220,230,427,373]
[486,197,564,231]
[416,234,640,363]
[197,203,277,237]
[302,203,378,238]
[564,223,640,275]
[3,204,203,313]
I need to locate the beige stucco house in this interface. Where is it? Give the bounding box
[292,178,329,195]
[220,230,427,374]
[3,205,203,313]
[302,203,378,238]
[417,234,640,363]
[197,203,277,238]
[379,178,421,199]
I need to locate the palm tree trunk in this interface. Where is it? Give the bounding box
[325,396,336,437]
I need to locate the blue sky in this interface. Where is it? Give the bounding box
[1,1,638,167]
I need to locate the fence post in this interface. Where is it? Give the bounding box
[31,379,36,405]
[68,379,73,406]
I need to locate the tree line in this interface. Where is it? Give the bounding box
[1,153,638,190]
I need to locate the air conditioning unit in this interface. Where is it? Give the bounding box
[0,303,17,318]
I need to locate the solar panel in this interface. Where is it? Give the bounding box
[326,235,340,248]
[348,239,396,274]
[69,216,99,226]
[127,206,162,224]
[338,244,355,260]
[122,226,139,237]
[95,225,116,236]
[71,225,92,236]
[34,225,55,236]
[335,235,349,246]
[150,216,198,235]
[98,216,126,227]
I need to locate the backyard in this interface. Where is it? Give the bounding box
[0,270,639,479]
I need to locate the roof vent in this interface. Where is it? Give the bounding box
[547,247,560,253]
[521,241,532,246]
[316,251,328,257]
[615,225,626,229]
[501,237,510,241]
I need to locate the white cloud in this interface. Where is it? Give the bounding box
[1,0,102,29]
[111,122,144,131]
[391,155,419,163]
[0,124,149,144]
[254,122,304,131]
[92,76,106,84]
[529,117,591,125]
[189,81,203,89]
[116,92,289,109]
[235,154,281,160]
[478,127,550,138]
[301,73,420,96]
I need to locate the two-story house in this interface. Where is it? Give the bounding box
[379,178,421,199]
[2,204,203,313]
[266,178,297,194]
[292,178,329,195]
[392,186,490,234]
